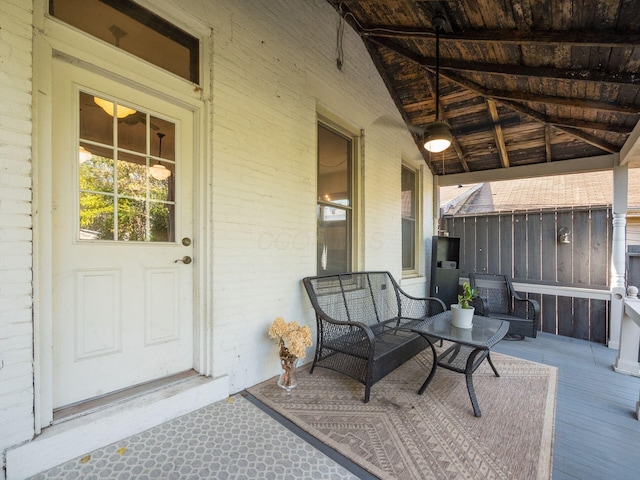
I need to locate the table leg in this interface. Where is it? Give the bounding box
[465,349,483,417]
[418,337,438,395]
[486,352,500,377]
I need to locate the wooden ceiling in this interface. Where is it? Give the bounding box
[326,0,640,176]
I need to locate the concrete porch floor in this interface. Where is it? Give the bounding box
[26,394,359,480]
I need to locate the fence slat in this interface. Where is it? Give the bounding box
[527,211,542,281]
[541,212,558,283]
[476,215,488,274]
[541,294,557,334]
[500,214,513,276]
[487,216,500,273]
[513,213,527,279]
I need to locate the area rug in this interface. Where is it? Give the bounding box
[248,348,557,480]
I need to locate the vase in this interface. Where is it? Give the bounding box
[451,304,474,329]
[277,355,298,394]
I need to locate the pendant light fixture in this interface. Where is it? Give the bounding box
[93,96,136,119]
[423,14,452,153]
[149,132,172,181]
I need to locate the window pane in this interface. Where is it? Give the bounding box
[79,143,115,194]
[79,192,114,240]
[149,161,175,202]
[402,219,416,269]
[318,125,350,206]
[117,197,147,241]
[402,167,416,270]
[118,112,146,154]
[151,120,175,161]
[80,93,113,145]
[117,151,147,198]
[317,205,350,275]
[150,202,175,242]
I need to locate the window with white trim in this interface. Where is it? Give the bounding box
[402,165,418,273]
[317,123,356,274]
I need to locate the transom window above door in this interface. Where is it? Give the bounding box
[50,0,199,83]
[78,91,177,242]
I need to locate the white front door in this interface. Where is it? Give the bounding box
[51,59,195,408]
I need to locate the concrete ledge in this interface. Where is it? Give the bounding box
[6,375,228,480]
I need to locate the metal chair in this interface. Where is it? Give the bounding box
[469,273,539,340]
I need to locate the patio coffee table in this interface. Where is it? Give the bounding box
[412,311,509,417]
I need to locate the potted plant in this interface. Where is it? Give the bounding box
[451,282,478,329]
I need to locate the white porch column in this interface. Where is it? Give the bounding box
[609,162,628,349]
[614,288,640,379]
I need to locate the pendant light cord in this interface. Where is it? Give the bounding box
[435,24,441,122]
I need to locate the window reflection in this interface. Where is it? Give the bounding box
[78,90,177,242]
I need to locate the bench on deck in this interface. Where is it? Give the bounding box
[302,271,446,402]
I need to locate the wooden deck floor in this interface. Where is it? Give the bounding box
[493,332,640,480]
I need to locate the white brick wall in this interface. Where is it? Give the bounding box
[184,0,434,392]
[0,0,35,461]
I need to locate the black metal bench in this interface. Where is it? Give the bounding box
[303,271,445,402]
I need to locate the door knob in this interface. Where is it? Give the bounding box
[175,256,192,264]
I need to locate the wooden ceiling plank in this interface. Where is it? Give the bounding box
[371,37,640,87]
[439,70,631,134]
[488,87,639,113]
[545,125,552,162]
[360,28,640,48]
[486,98,510,168]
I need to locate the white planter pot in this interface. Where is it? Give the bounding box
[451,304,475,329]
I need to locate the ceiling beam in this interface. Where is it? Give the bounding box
[486,99,510,168]
[406,88,640,114]
[437,154,617,185]
[545,126,552,162]
[360,27,640,48]
[370,37,640,87]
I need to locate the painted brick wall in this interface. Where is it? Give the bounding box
[185,0,434,392]
[0,0,35,457]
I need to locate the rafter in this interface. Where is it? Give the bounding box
[486,99,510,168]
[370,37,640,87]
[360,26,640,48]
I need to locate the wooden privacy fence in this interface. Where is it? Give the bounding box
[440,206,612,344]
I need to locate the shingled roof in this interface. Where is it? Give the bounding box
[440,169,640,214]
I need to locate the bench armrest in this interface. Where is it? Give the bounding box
[314,311,376,358]
[397,289,446,319]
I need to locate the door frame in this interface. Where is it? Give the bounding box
[32,1,213,430]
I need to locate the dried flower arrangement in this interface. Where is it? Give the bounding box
[268,317,312,360]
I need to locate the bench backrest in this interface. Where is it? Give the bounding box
[303,272,401,327]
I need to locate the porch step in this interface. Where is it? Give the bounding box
[5,374,229,480]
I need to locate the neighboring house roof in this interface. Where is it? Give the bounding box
[441,170,640,215]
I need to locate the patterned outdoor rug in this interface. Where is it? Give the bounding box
[248,348,557,480]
